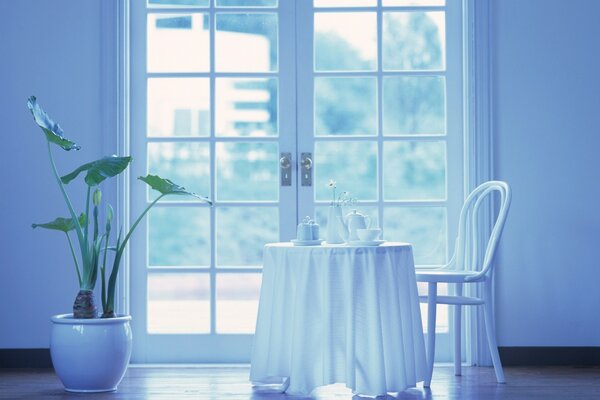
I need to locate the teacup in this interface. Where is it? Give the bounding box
[356,228,382,242]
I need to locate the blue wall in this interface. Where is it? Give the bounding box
[1,0,599,349]
[493,0,600,345]
[0,0,111,347]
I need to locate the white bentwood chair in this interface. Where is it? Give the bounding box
[417,181,511,387]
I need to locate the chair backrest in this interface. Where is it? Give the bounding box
[451,181,511,280]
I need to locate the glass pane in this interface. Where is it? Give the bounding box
[383,207,447,265]
[314,12,377,71]
[148,0,209,7]
[383,141,446,200]
[216,142,278,201]
[383,0,445,5]
[148,78,210,137]
[315,205,379,239]
[148,14,209,72]
[216,78,278,137]
[216,274,262,333]
[383,12,445,71]
[215,13,278,72]
[217,207,278,266]
[383,76,445,135]
[217,0,277,6]
[149,207,211,266]
[314,141,377,201]
[148,142,210,201]
[315,77,377,136]
[315,0,377,6]
[148,273,210,334]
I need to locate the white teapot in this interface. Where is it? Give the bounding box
[338,209,370,242]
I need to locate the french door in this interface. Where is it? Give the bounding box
[130,0,462,363]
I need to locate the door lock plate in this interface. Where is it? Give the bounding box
[280,152,292,186]
[301,152,312,187]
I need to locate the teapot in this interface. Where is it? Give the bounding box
[338,209,370,242]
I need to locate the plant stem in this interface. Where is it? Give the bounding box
[65,232,82,287]
[47,141,89,288]
[105,194,165,314]
[121,194,164,252]
[101,226,111,311]
[84,185,91,241]
[93,203,99,244]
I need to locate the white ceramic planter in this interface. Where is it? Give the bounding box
[50,314,132,393]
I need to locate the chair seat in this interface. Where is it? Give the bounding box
[418,295,484,306]
[415,269,482,283]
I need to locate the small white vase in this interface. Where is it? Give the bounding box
[50,313,132,392]
[326,205,345,244]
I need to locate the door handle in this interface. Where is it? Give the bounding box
[280,152,292,186]
[300,152,312,187]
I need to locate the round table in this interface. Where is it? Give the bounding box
[250,242,427,396]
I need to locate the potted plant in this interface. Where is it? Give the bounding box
[28,96,211,392]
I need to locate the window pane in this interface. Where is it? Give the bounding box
[314,12,377,72]
[383,207,447,265]
[148,0,209,7]
[216,142,278,201]
[383,141,446,200]
[216,274,262,333]
[217,207,278,267]
[148,142,210,202]
[148,78,210,137]
[314,141,378,201]
[383,76,445,135]
[383,0,445,5]
[149,207,211,266]
[216,78,278,137]
[315,77,377,136]
[217,0,277,6]
[148,273,210,334]
[383,12,445,71]
[314,0,377,6]
[148,14,209,72]
[216,13,278,72]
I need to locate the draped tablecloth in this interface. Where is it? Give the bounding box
[250,242,427,396]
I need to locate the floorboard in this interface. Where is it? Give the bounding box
[1,365,599,399]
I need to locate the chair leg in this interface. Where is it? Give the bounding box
[454,283,463,376]
[483,280,505,384]
[424,282,437,387]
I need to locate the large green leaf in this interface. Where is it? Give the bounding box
[61,156,132,186]
[27,96,81,151]
[32,213,86,232]
[138,174,212,204]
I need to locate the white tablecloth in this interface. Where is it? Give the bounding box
[250,242,427,396]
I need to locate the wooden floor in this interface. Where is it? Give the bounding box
[1,365,599,400]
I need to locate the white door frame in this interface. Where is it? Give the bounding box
[113,0,486,364]
[127,0,298,362]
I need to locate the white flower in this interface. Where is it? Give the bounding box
[328,179,336,188]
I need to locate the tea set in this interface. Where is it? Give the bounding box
[292,210,384,246]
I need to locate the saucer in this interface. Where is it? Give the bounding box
[291,239,324,246]
[347,239,385,246]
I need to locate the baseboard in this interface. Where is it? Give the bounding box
[499,347,600,366]
[2,347,599,368]
[0,349,52,368]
